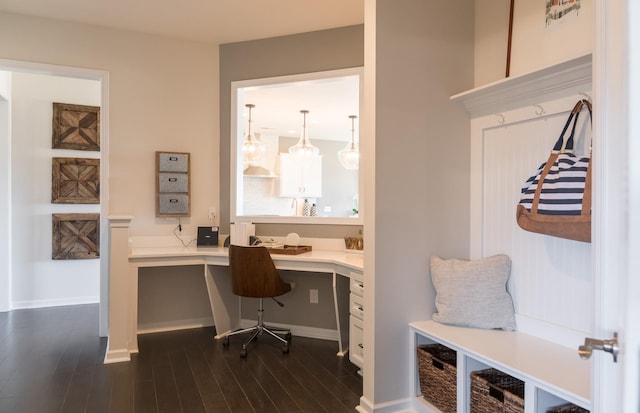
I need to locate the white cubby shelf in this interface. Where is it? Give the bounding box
[409,320,590,413]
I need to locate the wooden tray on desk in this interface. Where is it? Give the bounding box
[267,245,312,255]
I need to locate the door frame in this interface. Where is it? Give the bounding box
[0,59,110,337]
[592,0,638,411]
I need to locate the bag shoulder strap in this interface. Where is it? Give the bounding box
[552,99,592,153]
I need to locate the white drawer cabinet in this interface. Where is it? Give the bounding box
[349,316,364,369]
[409,320,590,413]
[349,271,364,371]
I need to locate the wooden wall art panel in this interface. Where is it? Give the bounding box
[52,102,100,151]
[52,157,100,204]
[52,213,100,260]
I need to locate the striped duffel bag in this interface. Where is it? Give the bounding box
[516,99,592,243]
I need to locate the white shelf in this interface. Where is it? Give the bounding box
[451,54,592,118]
[410,320,591,412]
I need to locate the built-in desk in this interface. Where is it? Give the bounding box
[106,241,363,363]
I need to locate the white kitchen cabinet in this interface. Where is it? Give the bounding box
[279,153,322,198]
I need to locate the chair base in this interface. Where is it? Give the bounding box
[221,299,291,358]
[222,323,291,358]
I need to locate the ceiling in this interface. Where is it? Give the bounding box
[0,0,364,45]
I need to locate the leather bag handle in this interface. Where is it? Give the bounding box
[552,99,592,153]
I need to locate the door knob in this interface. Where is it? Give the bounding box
[578,332,619,362]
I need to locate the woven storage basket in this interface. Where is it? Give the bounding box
[546,403,590,413]
[470,368,525,413]
[416,343,457,413]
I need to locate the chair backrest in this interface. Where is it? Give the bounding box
[229,245,292,298]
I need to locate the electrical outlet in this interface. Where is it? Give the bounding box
[208,207,216,221]
[309,289,319,304]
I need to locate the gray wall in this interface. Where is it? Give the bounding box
[219,25,364,237]
[366,0,474,406]
[219,26,365,334]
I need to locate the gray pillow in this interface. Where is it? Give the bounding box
[430,254,516,331]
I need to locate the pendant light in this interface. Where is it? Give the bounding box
[288,110,319,157]
[242,104,265,164]
[338,115,359,170]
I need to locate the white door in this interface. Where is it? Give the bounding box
[592,1,639,411]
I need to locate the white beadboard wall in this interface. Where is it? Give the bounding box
[470,93,594,349]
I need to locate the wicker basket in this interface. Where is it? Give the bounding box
[546,403,590,413]
[416,343,457,413]
[470,368,525,413]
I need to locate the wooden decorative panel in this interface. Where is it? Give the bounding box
[52,213,100,260]
[52,157,100,204]
[52,102,100,151]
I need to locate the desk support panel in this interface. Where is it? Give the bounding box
[204,264,239,338]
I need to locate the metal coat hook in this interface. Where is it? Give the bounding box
[578,91,592,103]
[533,104,545,116]
[495,113,506,125]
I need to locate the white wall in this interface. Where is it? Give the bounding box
[0,70,10,311]
[0,12,219,238]
[474,0,593,86]
[0,12,219,324]
[10,72,101,308]
[472,94,593,347]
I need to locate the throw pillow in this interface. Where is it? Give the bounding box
[430,254,516,331]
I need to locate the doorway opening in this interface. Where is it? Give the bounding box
[0,59,109,336]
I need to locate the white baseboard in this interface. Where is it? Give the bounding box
[103,338,131,364]
[11,296,99,310]
[239,318,340,341]
[137,317,214,335]
[355,396,414,413]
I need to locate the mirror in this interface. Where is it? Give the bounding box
[230,67,363,225]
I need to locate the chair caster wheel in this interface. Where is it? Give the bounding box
[240,349,247,358]
[222,336,229,346]
[282,346,289,354]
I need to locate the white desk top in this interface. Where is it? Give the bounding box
[129,246,364,273]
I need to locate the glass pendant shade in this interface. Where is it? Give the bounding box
[338,115,359,170]
[242,104,265,164]
[288,110,320,157]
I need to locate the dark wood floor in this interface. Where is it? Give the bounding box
[0,304,362,413]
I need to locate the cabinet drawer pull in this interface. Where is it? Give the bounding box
[358,343,364,349]
[358,306,363,312]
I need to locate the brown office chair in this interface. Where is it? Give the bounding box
[222,245,292,358]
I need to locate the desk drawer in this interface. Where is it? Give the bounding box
[349,315,364,368]
[350,293,364,320]
[350,277,364,297]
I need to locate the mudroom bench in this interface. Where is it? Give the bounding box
[409,320,590,413]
